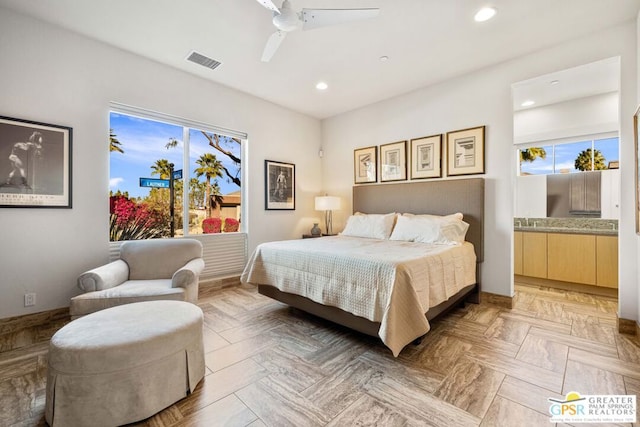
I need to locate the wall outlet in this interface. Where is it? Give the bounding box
[24,293,36,307]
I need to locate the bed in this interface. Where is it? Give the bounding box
[241,178,484,356]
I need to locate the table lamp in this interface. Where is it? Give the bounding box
[315,196,341,235]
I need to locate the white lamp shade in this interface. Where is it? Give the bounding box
[315,196,341,211]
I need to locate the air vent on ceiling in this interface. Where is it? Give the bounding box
[186,51,222,71]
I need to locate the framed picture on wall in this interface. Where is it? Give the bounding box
[446,125,485,176]
[265,159,295,210]
[354,146,377,184]
[410,134,442,179]
[380,140,407,182]
[0,116,72,208]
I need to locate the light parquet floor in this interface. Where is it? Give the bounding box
[1,282,638,427]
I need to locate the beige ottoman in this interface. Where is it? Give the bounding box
[45,300,205,427]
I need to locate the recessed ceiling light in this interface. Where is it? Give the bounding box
[474,7,497,22]
[550,80,560,85]
[521,100,535,107]
[379,55,389,62]
[315,81,328,91]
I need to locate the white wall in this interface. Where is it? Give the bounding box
[515,175,547,218]
[601,169,621,220]
[322,21,637,316]
[0,8,322,319]
[513,92,619,144]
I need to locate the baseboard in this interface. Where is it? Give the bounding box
[0,276,240,331]
[480,292,513,309]
[515,275,617,298]
[617,317,638,336]
[198,275,241,298]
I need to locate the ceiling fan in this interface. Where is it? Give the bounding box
[254,0,380,62]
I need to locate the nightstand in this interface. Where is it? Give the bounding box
[302,234,337,239]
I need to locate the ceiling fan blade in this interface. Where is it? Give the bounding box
[255,0,280,13]
[261,30,287,62]
[301,8,380,31]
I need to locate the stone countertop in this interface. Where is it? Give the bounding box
[514,217,618,236]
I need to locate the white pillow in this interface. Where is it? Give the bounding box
[436,216,470,244]
[389,213,469,245]
[389,215,439,243]
[403,212,463,221]
[341,213,397,240]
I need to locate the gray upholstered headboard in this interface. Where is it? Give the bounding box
[352,178,484,262]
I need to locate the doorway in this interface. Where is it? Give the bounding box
[511,57,621,302]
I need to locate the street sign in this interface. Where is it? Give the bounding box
[139,177,170,188]
[173,169,183,180]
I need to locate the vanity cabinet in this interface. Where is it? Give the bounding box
[514,231,618,288]
[514,231,523,275]
[547,233,596,285]
[522,232,547,278]
[596,235,618,288]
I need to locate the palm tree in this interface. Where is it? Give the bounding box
[166,133,241,186]
[165,138,180,150]
[194,153,223,218]
[150,159,173,179]
[519,147,546,175]
[208,181,225,215]
[575,148,606,171]
[188,178,205,209]
[109,129,124,153]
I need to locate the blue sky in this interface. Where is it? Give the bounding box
[109,113,241,199]
[520,137,619,175]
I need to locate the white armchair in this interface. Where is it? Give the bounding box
[70,239,205,318]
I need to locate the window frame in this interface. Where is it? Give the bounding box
[109,102,247,238]
[518,131,618,176]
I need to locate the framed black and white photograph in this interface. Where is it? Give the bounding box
[354,146,377,184]
[446,126,485,176]
[410,134,442,179]
[265,159,295,210]
[0,116,72,208]
[380,140,407,182]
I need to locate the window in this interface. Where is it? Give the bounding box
[519,135,619,176]
[109,108,243,241]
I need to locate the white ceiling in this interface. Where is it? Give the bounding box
[1,0,639,119]
[512,57,621,111]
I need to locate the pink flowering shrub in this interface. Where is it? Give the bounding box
[109,196,168,241]
[202,217,222,233]
[223,218,240,232]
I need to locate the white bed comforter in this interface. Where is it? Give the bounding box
[241,235,476,356]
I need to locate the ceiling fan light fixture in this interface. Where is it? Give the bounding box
[316,81,328,90]
[256,0,381,63]
[379,55,389,62]
[474,7,497,22]
[273,3,301,32]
